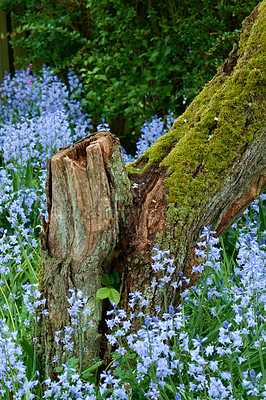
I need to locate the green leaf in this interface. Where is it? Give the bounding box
[92,67,100,74]
[112,270,120,285]
[164,383,176,394]
[102,273,111,286]
[95,74,108,81]
[85,90,97,100]
[96,287,111,300]
[67,356,79,369]
[149,50,159,62]
[259,196,266,231]
[20,337,41,380]
[109,288,120,305]
[81,360,103,378]
[112,80,123,89]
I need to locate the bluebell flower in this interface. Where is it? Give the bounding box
[97,118,110,131]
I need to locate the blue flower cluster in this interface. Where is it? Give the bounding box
[2,210,265,399]
[0,66,91,169]
[0,318,39,398]
[105,218,266,399]
[122,112,176,164]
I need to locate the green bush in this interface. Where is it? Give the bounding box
[0,0,88,69]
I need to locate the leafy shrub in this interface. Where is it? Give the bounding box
[0,0,87,70]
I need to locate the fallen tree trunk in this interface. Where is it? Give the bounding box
[38,1,266,378]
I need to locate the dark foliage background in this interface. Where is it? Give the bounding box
[0,0,259,151]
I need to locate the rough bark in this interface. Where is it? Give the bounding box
[38,1,266,378]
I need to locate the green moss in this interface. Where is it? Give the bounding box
[125,163,142,176]
[127,0,265,219]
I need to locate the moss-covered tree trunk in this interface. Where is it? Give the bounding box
[38,1,266,378]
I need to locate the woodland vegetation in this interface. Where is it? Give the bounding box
[0,0,260,149]
[0,1,265,399]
